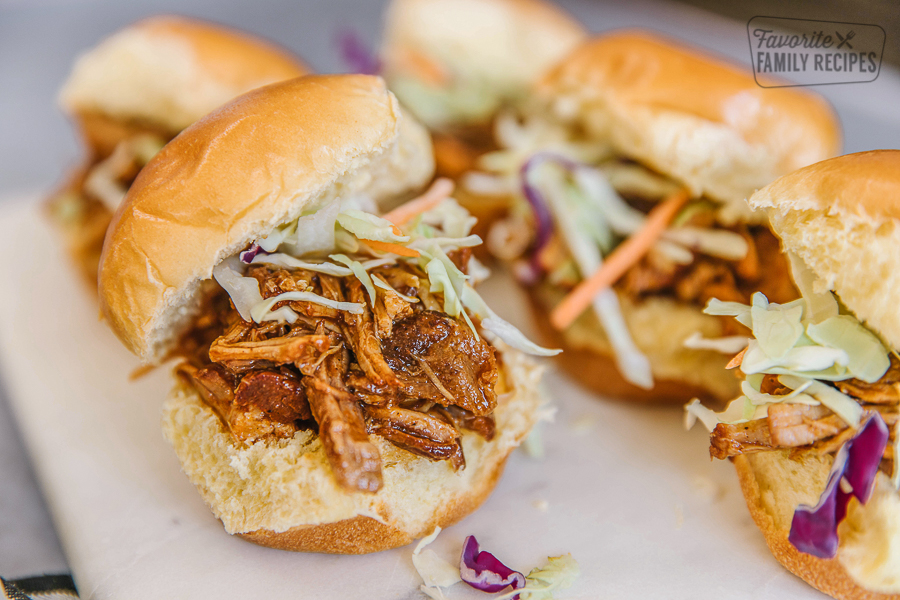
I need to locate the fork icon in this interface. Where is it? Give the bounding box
[836,30,856,49]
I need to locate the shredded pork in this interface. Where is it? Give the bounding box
[176,260,501,493]
[710,361,900,474]
[619,225,796,307]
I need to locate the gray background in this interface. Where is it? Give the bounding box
[1,0,898,583]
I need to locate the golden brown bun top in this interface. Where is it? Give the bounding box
[59,15,310,133]
[537,31,841,213]
[540,31,840,164]
[751,150,900,221]
[749,150,900,349]
[98,75,434,362]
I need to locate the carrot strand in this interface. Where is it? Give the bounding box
[549,189,690,331]
[383,178,455,226]
[398,49,450,87]
[726,347,747,369]
[362,239,420,258]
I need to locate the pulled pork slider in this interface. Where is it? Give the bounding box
[380,0,586,232]
[48,15,309,285]
[381,0,586,133]
[687,150,900,599]
[99,75,550,553]
[469,31,841,403]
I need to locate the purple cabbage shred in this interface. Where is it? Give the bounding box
[519,153,582,276]
[459,535,526,594]
[239,243,265,264]
[789,413,889,558]
[336,29,382,75]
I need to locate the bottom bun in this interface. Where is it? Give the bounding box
[526,284,740,404]
[162,345,543,554]
[734,451,900,599]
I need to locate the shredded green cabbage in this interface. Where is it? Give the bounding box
[662,226,748,261]
[741,378,816,407]
[131,134,166,164]
[687,285,883,430]
[684,397,768,431]
[250,291,364,322]
[331,254,377,308]
[536,166,650,386]
[703,298,753,328]
[213,256,267,323]
[411,527,461,593]
[218,195,553,357]
[496,554,580,600]
[337,209,409,244]
[426,258,465,319]
[258,220,299,252]
[371,274,419,303]
[807,315,890,384]
[779,375,863,427]
[787,252,838,324]
[687,374,823,431]
[252,253,352,276]
[390,75,500,127]
[417,197,477,239]
[704,293,889,384]
[460,284,561,356]
[408,234,483,251]
[750,293,805,361]
[334,228,360,253]
[683,332,749,354]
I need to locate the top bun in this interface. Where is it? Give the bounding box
[98,74,434,362]
[382,0,586,127]
[749,150,900,350]
[59,15,309,133]
[537,31,841,219]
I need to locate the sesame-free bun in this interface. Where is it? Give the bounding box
[98,75,434,363]
[537,31,841,220]
[749,150,900,351]
[382,0,586,127]
[527,283,740,404]
[734,451,900,598]
[59,15,309,135]
[162,343,544,553]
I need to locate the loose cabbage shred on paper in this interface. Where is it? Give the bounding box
[496,554,580,600]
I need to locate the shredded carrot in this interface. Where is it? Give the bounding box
[129,363,157,381]
[398,48,450,87]
[549,189,690,331]
[433,134,479,178]
[726,347,747,369]
[383,178,455,226]
[363,239,420,258]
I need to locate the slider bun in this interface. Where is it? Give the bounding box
[98,74,434,363]
[749,149,900,350]
[59,15,309,134]
[740,152,900,596]
[537,31,841,219]
[734,452,900,598]
[382,0,586,126]
[526,283,740,404]
[162,344,544,553]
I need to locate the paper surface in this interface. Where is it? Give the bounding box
[0,202,832,599]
